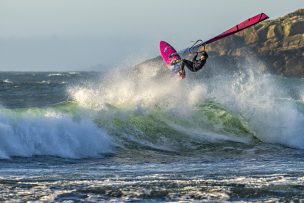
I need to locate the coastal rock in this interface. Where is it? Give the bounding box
[203,8,304,76]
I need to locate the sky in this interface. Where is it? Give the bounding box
[0,0,302,71]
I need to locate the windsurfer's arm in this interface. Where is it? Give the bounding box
[192,53,198,61]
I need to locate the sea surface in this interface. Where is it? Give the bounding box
[1,64,304,202]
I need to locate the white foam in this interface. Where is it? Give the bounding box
[0,109,113,159]
[69,63,207,112]
[48,73,65,77]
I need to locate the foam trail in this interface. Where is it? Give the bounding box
[0,109,113,159]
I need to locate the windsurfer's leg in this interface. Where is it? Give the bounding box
[180,60,185,71]
[172,62,182,73]
[182,60,195,72]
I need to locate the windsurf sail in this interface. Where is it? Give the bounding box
[178,13,269,54]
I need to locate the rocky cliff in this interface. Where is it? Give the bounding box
[138,9,304,77]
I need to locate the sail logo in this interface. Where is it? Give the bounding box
[164,46,168,53]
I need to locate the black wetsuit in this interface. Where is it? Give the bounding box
[180,53,207,72]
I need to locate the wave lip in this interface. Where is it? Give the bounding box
[0,109,113,159]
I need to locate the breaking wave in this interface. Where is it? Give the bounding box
[69,58,304,151]
[0,108,113,159]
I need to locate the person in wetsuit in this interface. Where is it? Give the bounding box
[178,51,208,77]
[180,51,208,73]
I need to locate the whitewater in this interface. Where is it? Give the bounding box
[0,58,304,201]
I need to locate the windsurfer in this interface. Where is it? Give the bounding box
[178,51,208,76]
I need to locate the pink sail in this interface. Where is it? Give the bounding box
[204,13,269,45]
[159,41,180,65]
[159,41,185,79]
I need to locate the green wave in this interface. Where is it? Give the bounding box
[88,101,258,151]
[4,100,258,152]
[196,101,257,141]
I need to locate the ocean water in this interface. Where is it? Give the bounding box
[1,62,304,202]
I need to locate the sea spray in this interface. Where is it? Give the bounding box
[69,62,208,111]
[205,58,304,149]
